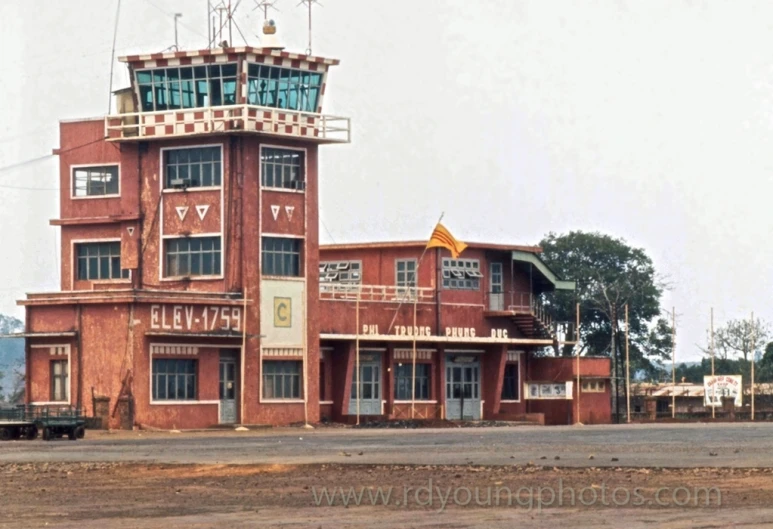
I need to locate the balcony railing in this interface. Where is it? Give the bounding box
[104,104,351,144]
[319,283,436,303]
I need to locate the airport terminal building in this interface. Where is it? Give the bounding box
[17,28,611,429]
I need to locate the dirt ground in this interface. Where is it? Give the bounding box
[2,462,773,528]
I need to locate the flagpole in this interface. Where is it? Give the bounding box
[387,212,445,335]
[410,212,444,419]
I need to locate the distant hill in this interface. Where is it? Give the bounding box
[0,315,24,400]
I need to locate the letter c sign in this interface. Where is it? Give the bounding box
[274,297,292,328]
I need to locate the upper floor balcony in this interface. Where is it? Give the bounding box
[105,46,350,144]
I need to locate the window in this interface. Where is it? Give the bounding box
[394,363,430,400]
[396,259,417,288]
[164,146,222,189]
[263,361,302,399]
[76,242,128,281]
[319,261,361,284]
[152,359,197,400]
[165,237,222,277]
[50,360,68,402]
[247,64,323,112]
[528,382,568,399]
[262,237,301,277]
[442,258,482,290]
[136,64,237,111]
[582,380,605,393]
[72,165,119,197]
[261,148,305,190]
[501,363,520,400]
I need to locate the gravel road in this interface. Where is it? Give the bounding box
[1,422,771,468]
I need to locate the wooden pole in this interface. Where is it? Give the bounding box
[240,288,247,425]
[751,311,756,421]
[355,284,361,425]
[575,302,581,425]
[302,293,308,427]
[671,306,676,419]
[411,274,418,419]
[710,307,715,419]
[625,304,630,423]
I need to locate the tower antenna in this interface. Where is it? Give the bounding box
[254,0,279,21]
[297,0,322,55]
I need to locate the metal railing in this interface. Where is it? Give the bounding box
[105,104,351,143]
[319,283,436,303]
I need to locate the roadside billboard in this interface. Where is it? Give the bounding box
[703,375,742,407]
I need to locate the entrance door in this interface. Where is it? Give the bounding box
[489,262,504,311]
[348,353,382,415]
[219,358,237,424]
[445,355,481,420]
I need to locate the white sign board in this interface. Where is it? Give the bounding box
[260,279,305,346]
[703,375,742,407]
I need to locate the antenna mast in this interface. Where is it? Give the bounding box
[254,0,279,20]
[298,0,322,55]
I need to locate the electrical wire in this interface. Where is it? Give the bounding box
[140,0,209,40]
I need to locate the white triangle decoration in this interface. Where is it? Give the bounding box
[196,205,210,221]
[176,206,189,221]
[285,205,295,221]
[127,227,135,236]
[270,205,280,221]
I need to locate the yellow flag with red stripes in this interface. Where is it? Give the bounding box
[426,223,467,259]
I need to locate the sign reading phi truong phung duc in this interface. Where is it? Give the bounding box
[703,375,742,407]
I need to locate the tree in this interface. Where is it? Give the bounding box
[700,317,770,363]
[757,342,773,383]
[539,231,672,372]
[7,364,24,405]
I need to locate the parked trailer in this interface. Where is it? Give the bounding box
[0,405,86,441]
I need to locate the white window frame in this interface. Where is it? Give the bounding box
[71,238,132,288]
[160,144,224,192]
[259,144,308,194]
[30,345,71,405]
[161,234,224,280]
[70,163,121,200]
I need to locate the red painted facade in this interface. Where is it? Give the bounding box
[317,243,612,425]
[18,45,611,429]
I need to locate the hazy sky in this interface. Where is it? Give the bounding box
[1,0,772,361]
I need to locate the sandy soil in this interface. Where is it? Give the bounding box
[1,462,772,528]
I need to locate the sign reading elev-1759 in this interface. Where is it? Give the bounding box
[150,304,242,332]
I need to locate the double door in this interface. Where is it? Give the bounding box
[445,355,481,420]
[348,352,382,415]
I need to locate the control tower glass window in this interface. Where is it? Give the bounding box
[136,64,238,112]
[247,64,322,112]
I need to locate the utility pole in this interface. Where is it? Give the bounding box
[174,13,182,50]
[671,306,676,419]
[751,311,756,421]
[710,307,715,419]
[612,306,620,424]
[625,304,630,423]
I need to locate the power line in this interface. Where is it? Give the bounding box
[0,138,109,180]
